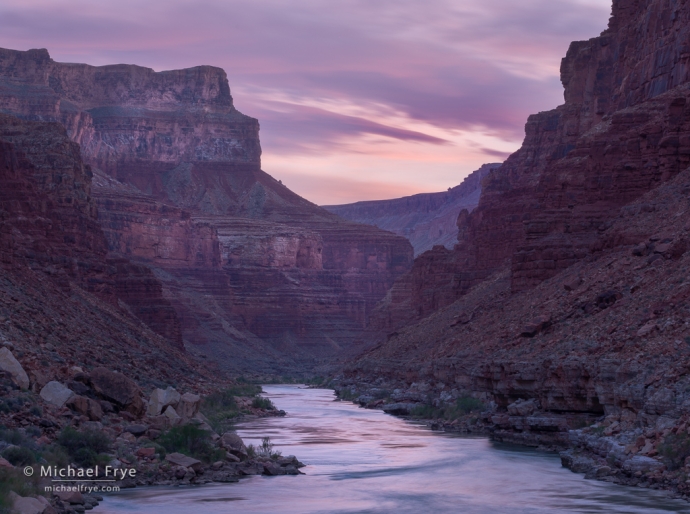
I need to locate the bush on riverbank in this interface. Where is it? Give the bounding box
[201,385,276,432]
[251,396,275,410]
[57,427,112,467]
[658,433,690,470]
[0,468,43,514]
[410,396,485,421]
[158,424,225,463]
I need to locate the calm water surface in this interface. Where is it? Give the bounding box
[101,385,690,513]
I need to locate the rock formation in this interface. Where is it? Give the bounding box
[0,114,212,390]
[368,0,690,331]
[0,48,414,372]
[324,163,501,256]
[340,0,690,498]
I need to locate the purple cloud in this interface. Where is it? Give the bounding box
[0,0,612,203]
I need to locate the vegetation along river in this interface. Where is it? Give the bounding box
[100,385,690,513]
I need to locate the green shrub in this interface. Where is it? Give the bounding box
[337,388,358,401]
[257,437,281,459]
[201,385,265,433]
[158,424,224,463]
[409,396,485,420]
[0,468,42,514]
[57,427,111,467]
[251,396,275,410]
[1,446,38,466]
[410,404,443,419]
[453,396,485,415]
[0,428,28,446]
[658,433,690,471]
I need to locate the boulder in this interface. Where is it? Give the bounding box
[125,424,148,437]
[622,455,665,474]
[89,367,144,416]
[177,393,201,419]
[263,462,286,476]
[0,347,30,389]
[165,452,202,471]
[382,402,417,415]
[219,432,248,457]
[163,405,181,424]
[135,447,156,458]
[0,456,13,468]
[507,399,538,417]
[146,387,181,416]
[39,381,74,408]
[54,490,84,505]
[66,395,103,421]
[8,492,51,514]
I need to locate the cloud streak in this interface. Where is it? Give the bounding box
[0,0,612,203]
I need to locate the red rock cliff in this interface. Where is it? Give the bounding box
[371,0,690,330]
[0,49,413,371]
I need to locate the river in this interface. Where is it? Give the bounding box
[100,385,690,513]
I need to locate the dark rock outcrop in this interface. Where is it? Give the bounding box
[324,163,501,256]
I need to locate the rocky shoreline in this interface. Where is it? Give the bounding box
[0,345,304,514]
[331,380,690,502]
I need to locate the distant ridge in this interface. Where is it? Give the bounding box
[323,163,501,256]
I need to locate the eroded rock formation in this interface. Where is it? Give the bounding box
[0,48,413,371]
[370,0,690,331]
[0,114,210,389]
[341,0,690,497]
[324,163,501,256]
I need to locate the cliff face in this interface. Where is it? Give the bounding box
[324,163,501,256]
[341,1,690,489]
[371,0,690,330]
[0,48,413,371]
[0,114,213,389]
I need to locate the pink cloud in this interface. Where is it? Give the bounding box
[0,0,612,203]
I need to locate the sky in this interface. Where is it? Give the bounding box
[0,0,612,205]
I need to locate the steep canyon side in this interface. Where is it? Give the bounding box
[0,49,413,372]
[324,163,501,256]
[341,0,690,495]
[0,114,213,391]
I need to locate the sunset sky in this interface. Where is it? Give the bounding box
[0,0,612,205]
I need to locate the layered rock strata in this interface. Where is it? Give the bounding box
[325,163,501,256]
[341,0,690,498]
[0,48,413,371]
[370,0,690,330]
[0,114,210,390]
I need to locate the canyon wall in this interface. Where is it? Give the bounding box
[369,0,690,331]
[339,3,690,492]
[0,114,212,390]
[324,163,501,256]
[0,48,413,372]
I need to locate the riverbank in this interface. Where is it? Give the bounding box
[100,385,690,513]
[0,357,303,513]
[329,380,690,503]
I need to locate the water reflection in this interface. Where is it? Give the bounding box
[100,385,690,513]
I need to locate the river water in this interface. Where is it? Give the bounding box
[100,385,690,513]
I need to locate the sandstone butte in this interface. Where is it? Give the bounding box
[324,163,502,257]
[335,0,690,499]
[0,48,414,375]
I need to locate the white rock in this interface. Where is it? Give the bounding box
[163,405,181,424]
[147,387,181,416]
[177,392,201,419]
[0,347,30,389]
[39,381,75,408]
